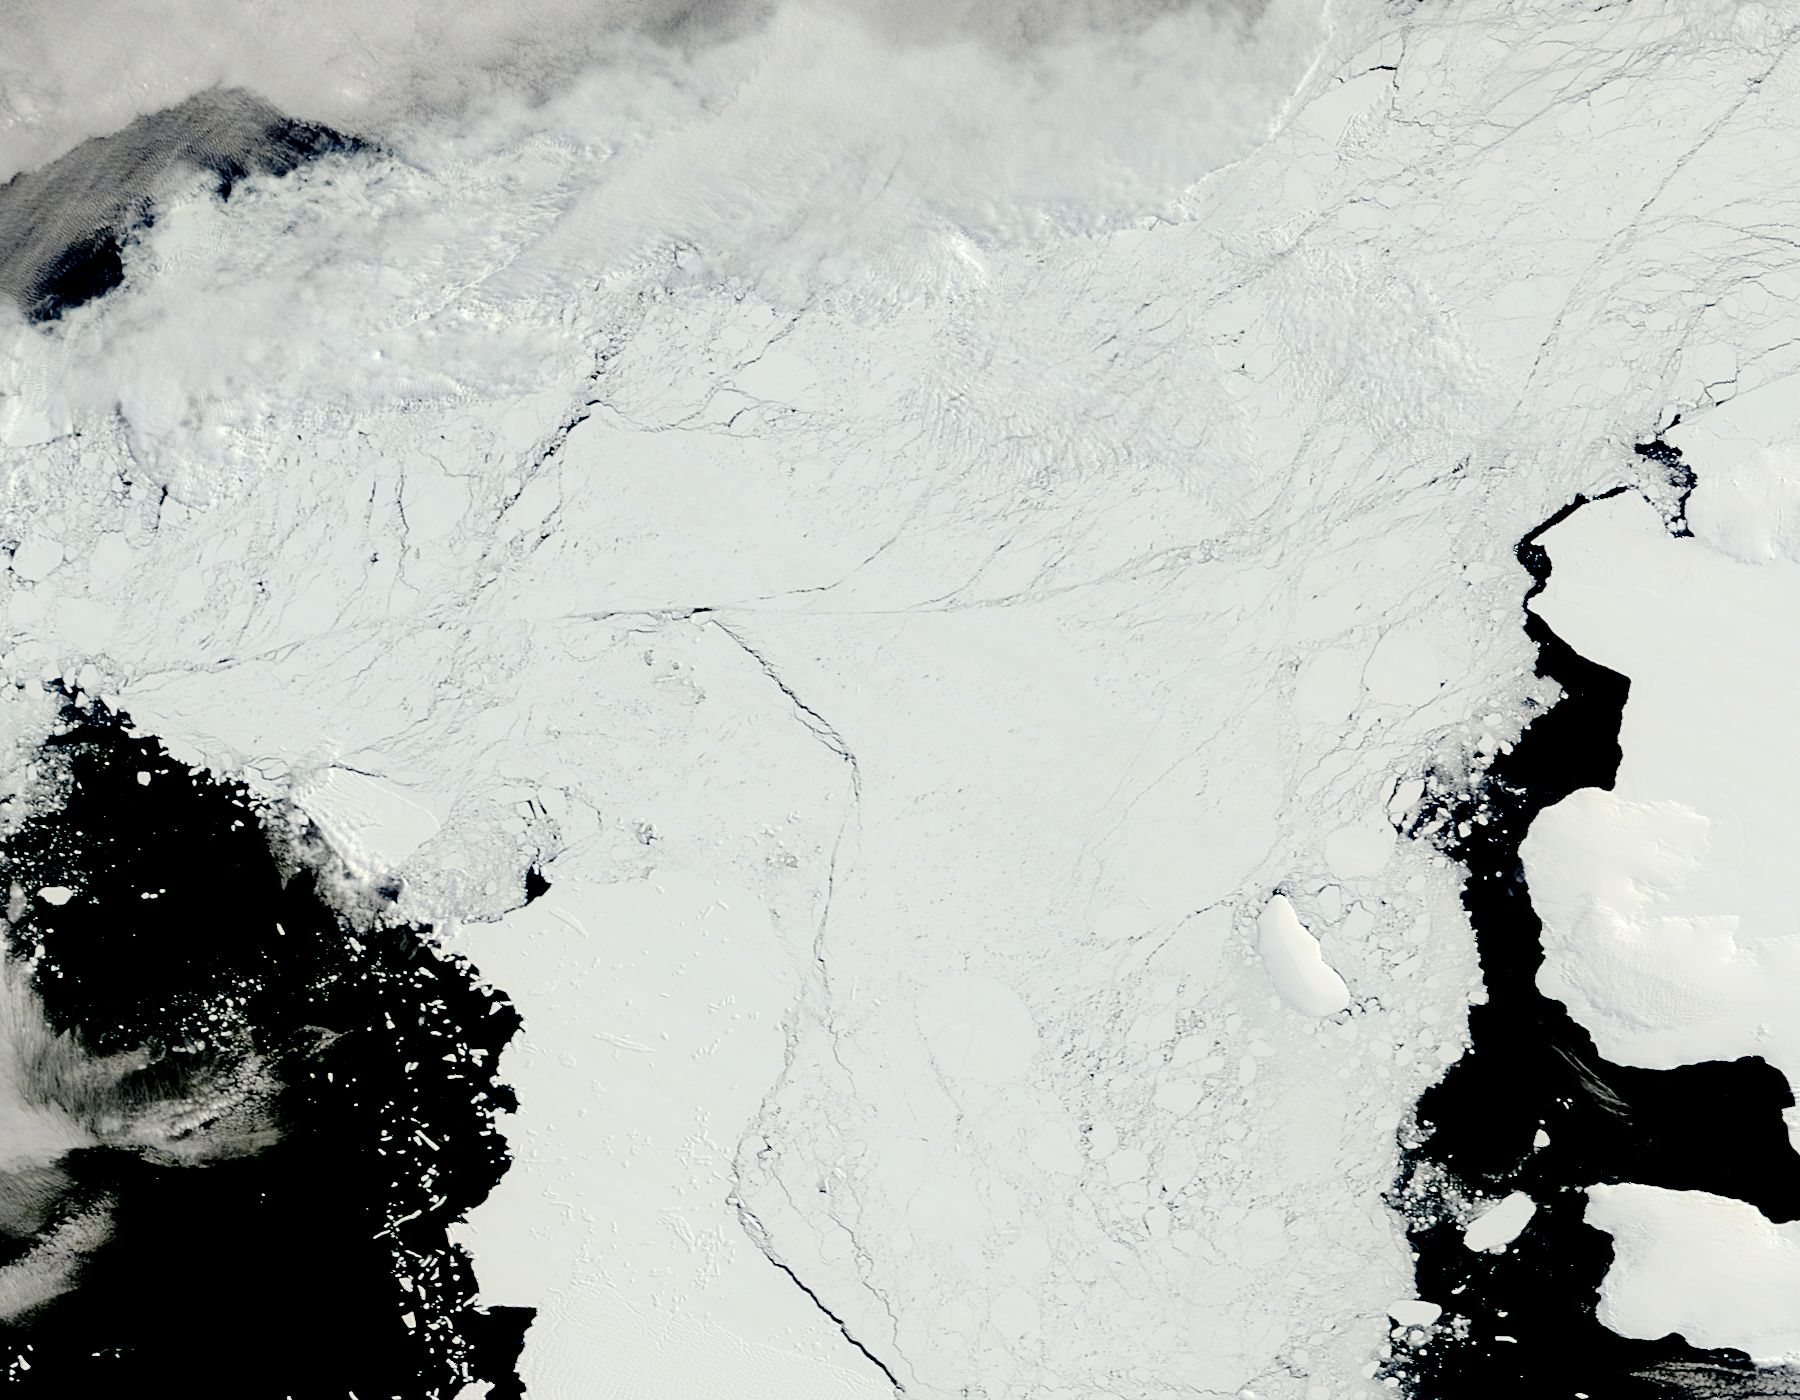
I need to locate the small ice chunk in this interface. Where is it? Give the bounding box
[136,770,152,785]
[1387,777,1425,823]
[1390,1300,1442,1327]
[1534,1128,1551,1149]
[11,536,64,582]
[1257,894,1350,1017]
[1464,1191,1536,1252]
[36,887,73,906]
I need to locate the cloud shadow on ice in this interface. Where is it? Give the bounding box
[0,87,364,324]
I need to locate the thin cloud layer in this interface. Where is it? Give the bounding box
[0,0,1312,185]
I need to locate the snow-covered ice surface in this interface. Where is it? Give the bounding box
[1,0,1800,1395]
[1461,1191,1535,1255]
[1589,1184,1800,1363]
[1520,380,1800,1378]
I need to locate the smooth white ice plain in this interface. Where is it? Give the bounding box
[3,0,1800,1394]
[1527,374,1800,1362]
[291,765,447,876]
[1587,1185,1800,1362]
[1258,894,1351,1018]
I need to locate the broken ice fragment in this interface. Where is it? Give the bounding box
[1463,1190,1537,1253]
[1256,893,1350,1017]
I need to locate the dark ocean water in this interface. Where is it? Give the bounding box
[0,695,528,1397]
[1391,458,1800,1399]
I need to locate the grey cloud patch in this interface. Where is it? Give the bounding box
[841,0,1263,50]
[0,0,1285,186]
[0,954,282,1323]
[0,86,362,324]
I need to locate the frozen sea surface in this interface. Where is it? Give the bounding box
[0,1,1797,1397]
